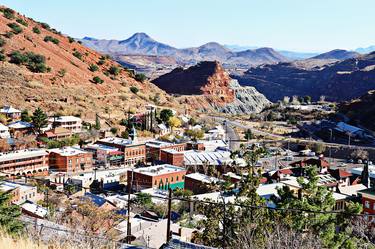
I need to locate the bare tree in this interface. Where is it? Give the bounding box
[351,149,369,160]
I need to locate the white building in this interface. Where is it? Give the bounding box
[49,116,82,133]
[0,106,21,119]
[0,123,10,138]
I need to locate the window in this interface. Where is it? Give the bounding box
[365,201,370,208]
[154,180,157,185]
[373,203,375,210]
[176,176,179,181]
[166,178,169,183]
[171,177,174,182]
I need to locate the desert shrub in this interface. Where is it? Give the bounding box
[7,23,23,34]
[0,38,5,47]
[97,59,105,65]
[40,22,50,30]
[68,36,75,43]
[16,18,28,26]
[135,73,147,82]
[108,66,120,76]
[32,26,41,34]
[9,51,28,65]
[4,31,14,38]
[130,86,139,94]
[9,51,48,73]
[88,64,99,72]
[73,51,83,60]
[58,68,66,77]
[3,8,15,19]
[0,51,5,61]
[92,76,104,84]
[44,36,59,45]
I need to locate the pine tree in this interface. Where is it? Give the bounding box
[20,109,31,122]
[0,190,23,235]
[31,107,48,134]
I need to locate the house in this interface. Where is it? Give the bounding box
[270,168,294,182]
[0,181,40,205]
[184,173,221,194]
[48,147,93,173]
[338,184,367,197]
[0,123,10,138]
[21,202,48,219]
[290,157,330,174]
[328,168,352,187]
[7,121,33,135]
[48,116,82,133]
[96,137,146,167]
[145,140,185,162]
[0,149,49,177]
[0,106,21,119]
[127,164,187,191]
[358,189,375,217]
[83,192,116,211]
[206,125,226,140]
[41,127,72,141]
[156,123,171,136]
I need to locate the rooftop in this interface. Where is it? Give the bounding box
[134,164,186,176]
[338,184,367,197]
[185,173,220,184]
[21,202,48,218]
[0,149,48,163]
[0,123,9,131]
[0,106,21,114]
[97,137,134,146]
[184,150,231,166]
[49,116,82,123]
[146,140,183,148]
[0,181,36,192]
[7,121,33,129]
[84,143,119,152]
[48,147,90,157]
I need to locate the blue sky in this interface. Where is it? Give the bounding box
[2,0,375,52]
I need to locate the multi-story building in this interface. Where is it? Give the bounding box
[48,147,93,173]
[128,164,187,191]
[358,189,375,217]
[0,123,10,138]
[84,144,124,167]
[0,181,40,205]
[96,137,146,166]
[0,149,49,177]
[160,149,184,166]
[184,173,221,194]
[49,116,82,133]
[146,140,185,162]
[41,127,72,141]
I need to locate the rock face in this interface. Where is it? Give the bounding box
[235,52,375,102]
[152,61,271,114]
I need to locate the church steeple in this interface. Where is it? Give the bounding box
[129,125,138,143]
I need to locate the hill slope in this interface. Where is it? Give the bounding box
[152,61,271,114]
[311,49,359,60]
[0,6,181,120]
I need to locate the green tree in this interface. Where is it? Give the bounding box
[31,107,48,134]
[134,73,147,82]
[108,66,120,76]
[21,109,31,122]
[32,26,41,34]
[304,95,312,104]
[110,127,118,135]
[88,64,99,72]
[130,86,139,94]
[92,76,104,84]
[7,23,23,34]
[94,114,101,130]
[0,190,23,235]
[184,129,204,141]
[244,129,253,140]
[134,193,152,207]
[121,130,129,139]
[160,109,173,123]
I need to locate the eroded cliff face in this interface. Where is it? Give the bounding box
[153,61,271,114]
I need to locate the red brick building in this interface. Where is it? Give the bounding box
[48,147,93,173]
[145,140,185,162]
[359,189,375,217]
[128,164,186,191]
[184,173,221,194]
[0,149,49,178]
[160,149,184,166]
[96,137,146,166]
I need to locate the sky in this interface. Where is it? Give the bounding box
[2,0,375,52]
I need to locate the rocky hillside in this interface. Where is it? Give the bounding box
[234,52,375,102]
[311,49,359,60]
[80,33,288,75]
[152,61,271,114]
[0,6,182,121]
[339,90,375,131]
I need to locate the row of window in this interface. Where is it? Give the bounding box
[126,149,145,157]
[0,156,46,165]
[154,175,184,186]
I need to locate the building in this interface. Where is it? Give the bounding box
[335,122,367,139]
[358,189,375,216]
[7,121,33,135]
[183,150,233,173]
[41,127,72,141]
[49,116,82,133]
[84,144,123,167]
[156,123,171,136]
[96,137,146,166]
[184,173,221,194]
[21,202,48,219]
[48,147,93,173]
[0,123,10,138]
[329,168,352,187]
[128,164,187,191]
[0,106,21,119]
[290,157,330,174]
[206,125,226,140]
[0,149,49,177]
[145,140,185,162]
[0,181,39,205]
[160,149,184,166]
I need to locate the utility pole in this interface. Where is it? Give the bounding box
[222,197,226,249]
[166,188,172,243]
[126,169,134,244]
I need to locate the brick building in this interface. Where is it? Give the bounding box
[48,147,93,173]
[145,140,185,162]
[0,149,49,177]
[359,189,375,217]
[96,137,146,166]
[0,181,40,205]
[184,173,221,194]
[160,149,184,166]
[128,164,186,191]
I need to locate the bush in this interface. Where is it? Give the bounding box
[130,86,139,94]
[7,23,23,34]
[9,51,48,73]
[0,38,5,47]
[16,18,28,26]
[40,22,50,30]
[0,51,5,61]
[92,76,104,84]
[3,8,15,19]
[32,26,41,34]
[135,73,147,82]
[97,59,105,65]
[110,127,118,135]
[44,36,59,44]
[88,64,99,72]
[9,51,28,65]
[68,36,75,43]
[4,31,14,38]
[108,66,120,75]
[73,51,83,60]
